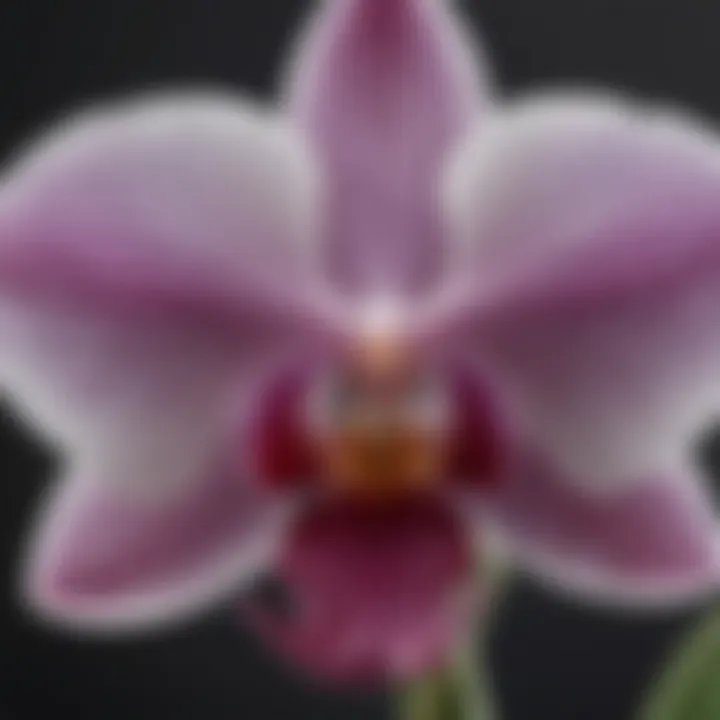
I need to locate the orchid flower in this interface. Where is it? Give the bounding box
[2,0,720,687]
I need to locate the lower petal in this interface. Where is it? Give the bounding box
[248,496,472,682]
[23,459,290,632]
[482,452,720,607]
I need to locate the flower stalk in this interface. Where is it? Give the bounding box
[639,606,720,720]
[398,562,506,720]
[397,616,498,720]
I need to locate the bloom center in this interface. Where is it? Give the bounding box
[250,338,506,502]
[310,334,449,503]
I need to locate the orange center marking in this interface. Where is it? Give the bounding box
[315,332,448,504]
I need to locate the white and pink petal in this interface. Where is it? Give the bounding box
[438,93,720,488]
[286,0,489,294]
[24,460,292,631]
[0,94,341,628]
[480,453,720,607]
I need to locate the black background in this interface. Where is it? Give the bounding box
[0,0,719,718]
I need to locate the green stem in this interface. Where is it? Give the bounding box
[397,621,497,720]
[397,563,507,720]
[639,608,720,720]
[454,625,498,720]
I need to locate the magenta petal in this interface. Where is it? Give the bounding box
[438,94,720,485]
[287,0,488,294]
[24,462,290,631]
[0,95,342,631]
[0,94,341,499]
[250,497,472,681]
[0,94,329,325]
[482,452,720,607]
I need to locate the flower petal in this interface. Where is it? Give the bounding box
[286,0,488,294]
[0,95,342,628]
[0,94,340,498]
[249,497,472,681]
[1,92,329,323]
[23,460,291,631]
[481,452,720,608]
[438,93,720,487]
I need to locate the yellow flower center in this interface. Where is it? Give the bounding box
[311,331,450,504]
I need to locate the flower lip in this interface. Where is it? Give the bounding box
[250,492,474,683]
